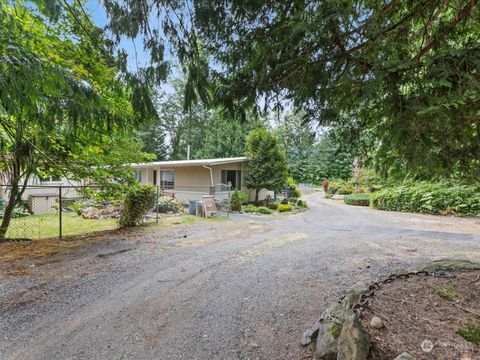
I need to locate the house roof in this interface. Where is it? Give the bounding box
[131,157,248,168]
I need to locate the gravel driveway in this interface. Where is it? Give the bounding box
[1,192,480,360]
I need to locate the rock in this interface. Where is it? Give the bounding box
[301,320,322,346]
[416,259,480,272]
[337,316,370,360]
[315,322,342,360]
[332,194,345,200]
[81,206,101,219]
[393,352,417,360]
[342,282,368,309]
[370,316,384,329]
[322,302,351,324]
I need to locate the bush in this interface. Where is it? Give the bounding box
[297,199,308,208]
[286,176,301,198]
[119,185,156,227]
[337,183,355,195]
[243,204,273,214]
[344,193,370,206]
[156,196,183,213]
[268,203,278,210]
[288,197,298,204]
[370,182,480,216]
[278,203,292,212]
[230,190,242,212]
[281,197,289,205]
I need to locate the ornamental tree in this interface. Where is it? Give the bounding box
[244,129,288,203]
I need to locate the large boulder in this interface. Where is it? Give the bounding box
[393,352,416,360]
[337,316,370,360]
[315,322,342,360]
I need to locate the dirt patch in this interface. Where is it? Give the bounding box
[361,271,480,359]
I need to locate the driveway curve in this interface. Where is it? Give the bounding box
[1,192,480,359]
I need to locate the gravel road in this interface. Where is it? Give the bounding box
[1,192,480,360]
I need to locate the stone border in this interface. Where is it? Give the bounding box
[301,259,480,360]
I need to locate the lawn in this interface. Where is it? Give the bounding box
[6,212,119,240]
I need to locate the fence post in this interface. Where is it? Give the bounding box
[227,185,231,218]
[156,185,159,223]
[59,185,63,240]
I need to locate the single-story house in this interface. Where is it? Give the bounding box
[131,157,273,203]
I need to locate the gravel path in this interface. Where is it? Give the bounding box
[1,192,480,360]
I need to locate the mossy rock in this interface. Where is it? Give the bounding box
[416,259,480,272]
[337,316,370,360]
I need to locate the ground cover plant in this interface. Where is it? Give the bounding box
[370,182,480,216]
[344,193,370,207]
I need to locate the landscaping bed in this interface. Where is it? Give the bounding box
[362,270,480,359]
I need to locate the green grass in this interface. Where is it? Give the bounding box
[344,193,370,206]
[6,212,119,240]
[433,284,464,301]
[457,320,480,345]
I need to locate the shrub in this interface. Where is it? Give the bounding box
[243,204,273,214]
[288,197,298,204]
[337,183,355,195]
[230,190,242,212]
[268,203,278,210]
[119,185,156,227]
[344,193,370,206]
[281,197,289,205]
[286,176,301,198]
[156,196,183,213]
[297,199,308,208]
[370,182,480,216]
[278,203,292,212]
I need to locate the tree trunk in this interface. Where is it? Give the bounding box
[0,183,18,240]
[255,188,259,205]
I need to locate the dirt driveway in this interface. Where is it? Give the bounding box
[1,193,480,360]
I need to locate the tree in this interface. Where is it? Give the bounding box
[244,129,288,203]
[100,1,480,180]
[0,1,154,239]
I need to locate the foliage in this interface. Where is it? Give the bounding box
[457,320,480,345]
[281,198,289,205]
[0,1,154,238]
[230,190,242,212]
[119,185,156,227]
[243,205,273,215]
[370,182,480,216]
[156,197,184,214]
[327,180,355,195]
[297,200,308,208]
[103,1,480,180]
[344,194,370,207]
[268,203,278,210]
[277,204,292,212]
[288,197,298,205]
[244,129,288,203]
[285,176,301,198]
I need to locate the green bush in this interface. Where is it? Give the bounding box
[370,182,480,216]
[278,203,292,212]
[327,179,355,195]
[286,176,301,198]
[337,183,355,195]
[281,197,289,205]
[230,190,242,212]
[243,204,273,214]
[288,197,298,204]
[297,199,308,208]
[119,185,156,227]
[268,203,278,210]
[344,193,370,206]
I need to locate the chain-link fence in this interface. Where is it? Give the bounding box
[0,184,231,241]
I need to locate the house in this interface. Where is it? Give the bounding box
[131,157,273,203]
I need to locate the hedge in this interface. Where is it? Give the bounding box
[344,193,370,207]
[370,182,480,216]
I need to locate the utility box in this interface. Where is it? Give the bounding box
[28,194,58,215]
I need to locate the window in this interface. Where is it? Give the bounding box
[39,175,61,183]
[160,170,175,189]
[135,170,142,183]
[221,170,241,190]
